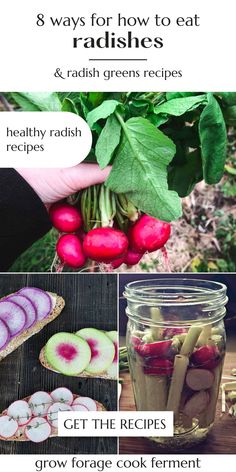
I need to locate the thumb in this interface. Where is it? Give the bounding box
[61,163,111,192]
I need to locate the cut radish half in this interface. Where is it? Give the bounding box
[186,369,214,391]
[183,390,209,418]
[73,397,97,411]
[45,332,91,375]
[76,328,115,375]
[0,301,26,337]
[47,402,72,428]
[0,319,10,351]
[0,415,18,438]
[28,392,53,417]
[24,417,51,443]
[7,400,32,426]
[6,294,36,330]
[72,404,88,412]
[50,388,73,405]
[135,339,172,358]
[18,287,52,321]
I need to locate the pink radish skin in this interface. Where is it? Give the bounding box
[7,400,32,426]
[128,215,171,254]
[131,335,142,347]
[135,339,172,358]
[25,417,51,443]
[144,358,173,376]
[47,403,72,428]
[83,228,129,263]
[57,234,86,269]
[50,388,73,406]
[49,202,83,233]
[6,294,36,330]
[183,390,209,418]
[0,301,26,337]
[0,415,18,439]
[191,345,221,370]
[72,404,89,412]
[18,287,52,322]
[0,319,10,351]
[72,397,97,411]
[124,249,143,266]
[186,369,214,391]
[28,392,53,417]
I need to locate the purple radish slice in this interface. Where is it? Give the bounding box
[18,287,52,321]
[0,319,10,351]
[6,294,36,330]
[50,387,73,406]
[72,404,89,412]
[7,400,32,426]
[0,415,18,438]
[28,392,53,417]
[47,402,72,428]
[183,390,209,418]
[186,369,214,391]
[0,301,26,337]
[72,397,97,411]
[25,417,51,443]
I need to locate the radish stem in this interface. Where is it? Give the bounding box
[180,326,202,357]
[166,354,189,419]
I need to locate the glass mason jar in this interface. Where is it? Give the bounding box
[124,278,228,449]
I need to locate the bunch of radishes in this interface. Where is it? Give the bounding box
[49,185,171,271]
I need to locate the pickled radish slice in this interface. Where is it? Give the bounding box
[72,404,88,412]
[25,417,51,443]
[50,388,73,405]
[143,358,173,375]
[135,339,172,358]
[28,392,53,417]
[186,369,214,391]
[0,415,18,438]
[73,397,97,411]
[0,319,10,351]
[47,402,72,428]
[0,301,26,337]
[191,345,220,369]
[7,400,32,426]
[183,390,209,418]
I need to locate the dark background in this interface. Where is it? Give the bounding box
[0,273,117,454]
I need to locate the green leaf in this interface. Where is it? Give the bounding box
[10,92,62,111]
[166,92,200,100]
[168,150,203,197]
[224,164,236,176]
[61,98,78,114]
[216,92,236,106]
[95,114,121,169]
[199,93,227,184]
[87,100,121,128]
[155,95,207,116]
[106,116,182,222]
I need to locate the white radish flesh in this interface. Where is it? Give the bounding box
[186,369,214,391]
[72,404,88,412]
[24,417,51,443]
[7,294,36,329]
[47,402,72,428]
[183,391,209,418]
[50,387,73,406]
[18,288,52,321]
[0,319,10,350]
[0,415,18,438]
[0,301,26,337]
[106,361,118,379]
[73,397,97,411]
[7,400,32,426]
[28,392,53,417]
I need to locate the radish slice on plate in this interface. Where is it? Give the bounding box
[47,402,72,428]
[7,400,32,426]
[0,415,18,438]
[50,387,73,406]
[28,392,53,417]
[24,417,51,443]
[0,301,26,337]
[72,404,88,412]
[18,288,52,321]
[0,319,10,351]
[6,294,36,330]
[73,397,97,411]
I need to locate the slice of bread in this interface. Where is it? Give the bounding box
[0,394,105,441]
[0,291,65,362]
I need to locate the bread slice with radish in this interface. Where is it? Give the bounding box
[0,288,65,361]
[0,389,105,443]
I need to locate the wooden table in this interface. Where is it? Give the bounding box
[0,273,118,454]
[119,335,236,454]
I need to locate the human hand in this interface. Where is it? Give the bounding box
[16,164,111,210]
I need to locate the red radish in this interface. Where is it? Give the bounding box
[0,415,18,438]
[186,369,214,391]
[109,255,126,269]
[131,335,142,347]
[18,287,52,322]
[0,301,26,337]
[124,249,142,266]
[191,345,220,370]
[128,215,171,254]
[49,202,82,233]
[72,397,97,411]
[6,294,36,329]
[7,400,32,426]
[83,228,128,263]
[47,402,72,428]
[72,404,88,412]
[183,390,209,418]
[25,417,51,443]
[135,339,172,358]
[0,319,10,351]
[28,392,53,417]
[56,234,86,269]
[76,228,87,242]
[144,358,173,375]
[50,388,73,406]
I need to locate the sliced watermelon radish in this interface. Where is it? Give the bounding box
[76,328,115,375]
[18,287,52,321]
[7,400,32,426]
[106,331,118,378]
[135,339,172,358]
[0,301,26,337]
[72,397,97,411]
[28,392,53,417]
[25,417,51,443]
[50,387,73,405]
[47,402,72,428]
[0,415,18,438]
[0,319,10,351]
[185,368,214,391]
[6,294,36,330]
[72,404,89,412]
[45,332,91,375]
